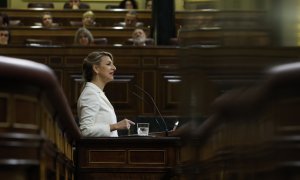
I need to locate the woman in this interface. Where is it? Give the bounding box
[82,10,96,27]
[77,51,135,137]
[0,30,10,45]
[63,0,90,10]
[145,0,152,10]
[119,0,138,9]
[74,27,94,46]
[41,12,56,28]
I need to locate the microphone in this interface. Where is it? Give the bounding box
[133,84,169,136]
[130,90,163,132]
[172,121,179,131]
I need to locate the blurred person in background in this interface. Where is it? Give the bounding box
[131,28,147,46]
[82,10,96,27]
[41,12,58,28]
[0,13,9,27]
[145,0,152,10]
[63,0,90,10]
[115,11,143,27]
[74,27,94,46]
[119,0,138,9]
[125,28,153,46]
[0,29,10,45]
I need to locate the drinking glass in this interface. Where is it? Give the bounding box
[137,123,149,136]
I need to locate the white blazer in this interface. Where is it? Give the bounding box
[77,82,118,137]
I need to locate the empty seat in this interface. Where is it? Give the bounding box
[105,5,120,9]
[124,38,154,46]
[25,38,52,47]
[33,22,59,27]
[9,20,22,26]
[93,38,108,45]
[70,21,83,27]
[28,2,54,9]
[169,38,179,46]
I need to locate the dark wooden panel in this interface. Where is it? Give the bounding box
[76,137,181,179]
[105,73,138,115]
[129,150,166,164]
[0,46,178,118]
[64,70,82,114]
[15,97,38,125]
[142,71,156,115]
[159,73,181,113]
[0,96,7,123]
[89,150,127,164]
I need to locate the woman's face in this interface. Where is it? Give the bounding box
[69,0,79,5]
[82,16,94,26]
[95,56,116,83]
[125,1,133,9]
[79,33,89,46]
[69,0,80,9]
[146,1,152,9]
[0,30,9,45]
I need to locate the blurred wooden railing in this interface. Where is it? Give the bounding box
[178,58,300,179]
[0,56,81,180]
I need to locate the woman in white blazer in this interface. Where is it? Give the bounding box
[77,51,135,137]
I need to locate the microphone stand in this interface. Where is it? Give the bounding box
[134,85,169,136]
[130,90,163,133]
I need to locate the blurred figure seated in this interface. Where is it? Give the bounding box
[63,0,90,10]
[0,30,10,45]
[115,11,143,27]
[74,27,94,46]
[125,28,154,46]
[40,12,58,27]
[119,0,138,9]
[82,10,96,27]
[0,13,9,27]
[145,0,152,10]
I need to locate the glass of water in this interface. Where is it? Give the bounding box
[137,123,149,136]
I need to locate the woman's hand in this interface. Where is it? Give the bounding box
[110,118,135,131]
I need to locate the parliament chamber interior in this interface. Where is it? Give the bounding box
[1,0,300,179]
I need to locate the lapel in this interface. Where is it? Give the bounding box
[86,82,114,110]
[99,91,114,110]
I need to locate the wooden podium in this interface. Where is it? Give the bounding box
[75,134,182,180]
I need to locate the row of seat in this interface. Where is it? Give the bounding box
[27,2,120,10]
[3,8,267,31]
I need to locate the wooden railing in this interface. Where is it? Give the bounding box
[0,55,81,180]
[6,26,150,45]
[3,44,300,179]
[177,47,300,179]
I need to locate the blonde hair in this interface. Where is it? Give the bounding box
[82,51,113,82]
[83,10,94,19]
